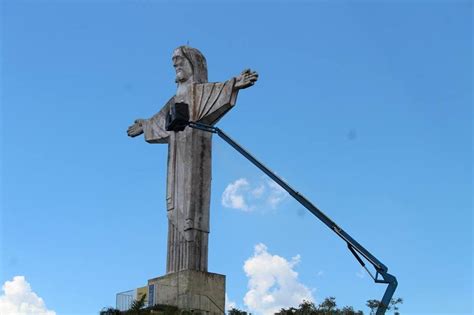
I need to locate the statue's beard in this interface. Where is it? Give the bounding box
[176,74,192,84]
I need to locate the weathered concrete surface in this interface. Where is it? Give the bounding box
[148,270,225,314]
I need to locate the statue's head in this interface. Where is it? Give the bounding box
[172,46,208,84]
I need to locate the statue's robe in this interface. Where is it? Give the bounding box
[143,79,238,273]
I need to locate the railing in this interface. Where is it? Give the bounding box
[116,290,134,311]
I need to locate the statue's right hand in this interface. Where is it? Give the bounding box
[127,119,145,137]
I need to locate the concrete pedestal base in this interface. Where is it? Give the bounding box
[148,270,225,314]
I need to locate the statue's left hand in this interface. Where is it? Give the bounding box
[235,69,258,90]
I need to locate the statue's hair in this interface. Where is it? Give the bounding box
[175,46,208,83]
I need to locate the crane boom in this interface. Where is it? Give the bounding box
[188,121,397,315]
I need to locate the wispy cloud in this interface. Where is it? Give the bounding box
[0,276,56,315]
[222,178,289,212]
[251,183,265,198]
[266,179,287,209]
[243,243,314,315]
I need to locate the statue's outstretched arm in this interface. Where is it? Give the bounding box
[126,97,174,143]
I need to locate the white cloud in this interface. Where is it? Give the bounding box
[225,293,237,311]
[222,178,251,211]
[222,178,289,212]
[243,244,314,315]
[0,276,56,315]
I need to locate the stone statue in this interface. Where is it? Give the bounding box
[127,46,258,274]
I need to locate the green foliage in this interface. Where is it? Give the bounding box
[131,302,180,315]
[100,302,180,315]
[319,297,337,312]
[366,298,403,315]
[366,299,380,314]
[278,297,363,315]
[390,298,403,315]
[100,307,121,315]
[127,293,147,314]
[102,296,402,315]
[228,307,248,315]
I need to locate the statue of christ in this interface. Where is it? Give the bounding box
[127,46,258,274]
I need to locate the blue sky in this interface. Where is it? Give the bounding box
[1,1,472,314]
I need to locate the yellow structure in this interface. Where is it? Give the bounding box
[136,286,148,304]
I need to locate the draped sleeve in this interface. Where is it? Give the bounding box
[143,97,174,144]
[193,78,238,125]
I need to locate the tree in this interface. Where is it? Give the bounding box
[340,306,363,315]
[100,307,121,315]
[390,298,403,315]
[318,297,337,312]
[366,299,380,315]
[127,293,147,314]
[366,297,403,315]
[300,300,317,314]
[228,307,248,315]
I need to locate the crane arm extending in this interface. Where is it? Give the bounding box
[188,121,397,315]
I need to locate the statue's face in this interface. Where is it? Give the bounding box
[172,49,193,83]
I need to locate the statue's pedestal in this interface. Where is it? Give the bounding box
[148,270,225,314]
